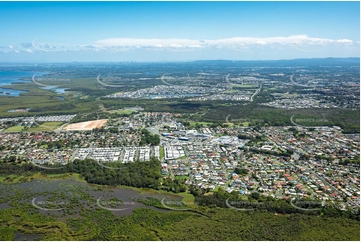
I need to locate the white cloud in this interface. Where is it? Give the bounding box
[255,41,268,45]
[95,38,200,47]
[7,35,356,56]
[336,39,353,43]
[93,35,354,51]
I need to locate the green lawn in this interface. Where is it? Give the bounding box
[117,109,134,115]
[175,175,189,180]
[189,121,214,127]
[240,122,250,127]
[178,191,196,206]
[159,146,165,160]
[223,122,234,127]
[27,122,63,132]
[4,126,24,132]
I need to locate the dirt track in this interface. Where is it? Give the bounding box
[64,119,108,131]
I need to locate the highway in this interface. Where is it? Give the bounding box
[289,74,308,87]
[250,84,262,102]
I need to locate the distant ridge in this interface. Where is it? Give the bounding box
[0,57,359,66]
[190,57,360,67]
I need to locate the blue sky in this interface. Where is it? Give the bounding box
[0,1,359,62]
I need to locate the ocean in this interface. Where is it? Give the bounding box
[0,71,45,96]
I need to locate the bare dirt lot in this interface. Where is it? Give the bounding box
[64,119,108,131]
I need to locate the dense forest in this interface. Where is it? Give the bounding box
[0,157,161,189]
[67,158,161,188]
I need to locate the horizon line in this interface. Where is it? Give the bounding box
[0,56,359,64]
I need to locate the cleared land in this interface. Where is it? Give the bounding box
[64,119,108,131]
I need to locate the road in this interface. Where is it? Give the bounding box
[147,125,160,136]
[160,74,174,86]
[55,122,69,132]
[267,136,287,153]
[199,109,209,117]
[289,74,308,87]
[250,84,262,102]
[97,74,124,88]
[225,114,231,123]
[224,74,234,92]
[307,168,359,208]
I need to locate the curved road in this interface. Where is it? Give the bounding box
[223,74,234,92]
[225,114,231,123]
[160,74,174,86]
[97,74,124,88]
[290,74,308,87]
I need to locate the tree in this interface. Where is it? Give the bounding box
[234,167,248,175]
[251,192,260,200]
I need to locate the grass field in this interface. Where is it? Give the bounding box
[175,175,189,180]
[107,109,135,115]
[27,122,63,132]
[223,122,234,127]
[4,126,24,132]
[189,121,214,127]
[160,146,165,160]
[117,109,134,115]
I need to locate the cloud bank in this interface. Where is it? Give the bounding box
[93,35,354,51]
[1,35,358,60]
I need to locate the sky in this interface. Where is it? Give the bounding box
[0,1,359,62]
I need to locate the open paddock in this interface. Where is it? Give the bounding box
[28,122,63,132]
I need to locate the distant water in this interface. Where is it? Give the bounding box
[0,71,46,96]
[40,86,69,94]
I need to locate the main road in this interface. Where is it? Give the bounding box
[249,84,262,102]
[289,74,308,87]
